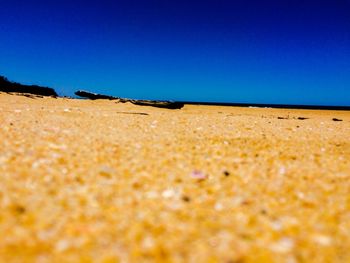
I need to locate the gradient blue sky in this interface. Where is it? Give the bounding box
[1,0,349,105]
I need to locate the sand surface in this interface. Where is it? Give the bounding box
[0,93,349,262]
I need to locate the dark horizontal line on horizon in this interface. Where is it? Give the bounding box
[71,96,350,111]
[178,101,350,111]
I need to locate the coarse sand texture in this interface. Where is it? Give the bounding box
[0,93,349,262]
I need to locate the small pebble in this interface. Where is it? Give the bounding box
[162,189,175,198]
[14,205,26,214]
[191,170,207,180]
[312,234,332,246]
[98,165,114,178]
[270,237,294,253]
[332,118,342,122]
[214,202,224,211]
[260,209,267,215]
[55,239,70,252]
[279,166,286,175]
[223,170,230,177]
[182,195,191,202]
[271,220,283,231]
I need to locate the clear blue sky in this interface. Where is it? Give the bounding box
[1,0,349,105]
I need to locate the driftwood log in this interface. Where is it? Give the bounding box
[125,99,184,109]
[75,90,184,109]
[74,90,120,100]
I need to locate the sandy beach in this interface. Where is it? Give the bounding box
[0,92,349,262]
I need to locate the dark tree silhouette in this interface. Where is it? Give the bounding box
[0,75,58,97]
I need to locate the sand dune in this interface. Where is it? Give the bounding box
[0,93,349,262]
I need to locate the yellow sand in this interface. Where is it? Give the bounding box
[0,93,349,263]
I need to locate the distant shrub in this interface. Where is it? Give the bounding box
[0,75,58,96]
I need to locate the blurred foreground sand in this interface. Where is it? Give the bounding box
[0,93,349,262]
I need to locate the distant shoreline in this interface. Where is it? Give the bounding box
[1,74,349,111]
[177,101,350,111]
[1,91,349,111]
